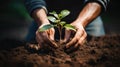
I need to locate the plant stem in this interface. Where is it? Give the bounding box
[58,25,62,44]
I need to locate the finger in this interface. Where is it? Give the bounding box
[41,31,58,48]
[45,37,58,48]
[74,31,87,47]
[66,31,81,48]
[36,31,44,48]
[74,43,79,48]
[74,38,85,48]
[66,37,78,48]
[34,44,41,50]
[37,30,58,48]
[66,30,83,48]
[63,30,71,43]
[47,28,55,41]
[65,44,79,53]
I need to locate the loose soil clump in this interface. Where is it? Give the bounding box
[0,34,120,67]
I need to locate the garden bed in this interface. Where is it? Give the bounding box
[0,34,120,67]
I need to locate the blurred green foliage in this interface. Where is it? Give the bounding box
[0,0,32,21]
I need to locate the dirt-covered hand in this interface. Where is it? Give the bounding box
[36,24,58,49]
[64,22,87,49]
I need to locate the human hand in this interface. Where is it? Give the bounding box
[36,23,58,49]
[64,22,87,49]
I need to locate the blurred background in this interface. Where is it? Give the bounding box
[0,0,119,42]
[0,0,32,42]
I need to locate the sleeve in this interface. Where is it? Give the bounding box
[85,0,110,12]
[24,0,47,16]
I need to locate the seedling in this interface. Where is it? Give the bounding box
[39,10,76,44]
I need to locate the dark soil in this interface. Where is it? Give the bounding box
[0,34,120,67]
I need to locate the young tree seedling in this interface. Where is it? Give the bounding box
[39,10,76,44]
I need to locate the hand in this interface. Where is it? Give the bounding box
[36,23,58,49]
[64,22,87,49]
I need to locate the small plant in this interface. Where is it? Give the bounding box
[39,10,76,44]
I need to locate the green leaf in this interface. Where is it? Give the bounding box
[49,11,59,19]
[60,10,70,19]
[39,24,54,32]
[58,14,62,19]
[60,21,66,26]
[64,24,76,31]
[49,11,57,15]
[55,20,60,23]
[53,24,58,27]
[47,16,56,22]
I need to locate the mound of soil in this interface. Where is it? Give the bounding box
[0,34,120,67]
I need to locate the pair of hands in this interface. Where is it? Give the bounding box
[36,21,87,50]
[32,2,102,51]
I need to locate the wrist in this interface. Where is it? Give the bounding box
[40,19,50,26]
[73,19,87,28]
[32,8,49,26]
[39,23,50,29]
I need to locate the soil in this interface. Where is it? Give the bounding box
[0,34,120,67]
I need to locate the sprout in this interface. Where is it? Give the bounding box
[39,10,76,44]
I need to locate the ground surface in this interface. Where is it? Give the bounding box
[0,34,120,67]
[0,1,120,67]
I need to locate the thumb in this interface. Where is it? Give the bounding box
[48,28,55,41]
[47,29,58,48]
[63,30,71,43]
